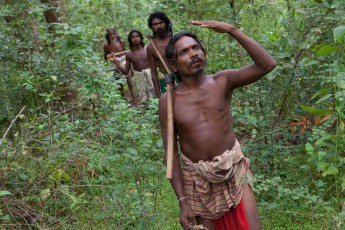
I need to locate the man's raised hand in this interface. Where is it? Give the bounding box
[191,20,235,34]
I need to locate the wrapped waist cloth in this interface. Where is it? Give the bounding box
[115,55,126,69]
[181,140,253,219]
[112,55,127,80]
[132,68,155,103]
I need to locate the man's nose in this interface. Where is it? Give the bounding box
[189,49,197,58]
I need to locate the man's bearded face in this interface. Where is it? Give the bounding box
[108,29,117,41]
[152,18,167,39]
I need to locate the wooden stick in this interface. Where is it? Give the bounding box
[0,106,26,146]
[148,36,174,179]
[107,50,129,58]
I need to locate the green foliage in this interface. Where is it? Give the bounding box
[302,15,345,222]
[1,0,345,228]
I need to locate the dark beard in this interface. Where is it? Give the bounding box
[156,29,167,39]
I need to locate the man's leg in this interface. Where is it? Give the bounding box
[242,184,261,229]
[118,82,125,97]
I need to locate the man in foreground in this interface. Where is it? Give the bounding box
[147,11,176,97]
[111,29,155,107]
[159,20,276,230]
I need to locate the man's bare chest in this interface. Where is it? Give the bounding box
[108,42,123,52]
[174,94,228,127]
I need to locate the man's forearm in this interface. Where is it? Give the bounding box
[151,70,161,97]
[127,72,138,106]
[169,152,186,202]
[228,27,275,70]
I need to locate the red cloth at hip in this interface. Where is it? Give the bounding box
[213,199,249,230]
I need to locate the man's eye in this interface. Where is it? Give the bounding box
[179,50,186,56]
[193,46,200,50]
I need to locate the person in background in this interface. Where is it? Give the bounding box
[103,27,127,97]
[147,11,179,97]
[111,30,155,107]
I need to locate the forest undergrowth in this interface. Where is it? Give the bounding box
[1,0,345,229]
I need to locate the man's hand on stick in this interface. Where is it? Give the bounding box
[107,50,128,62]
[180,201,195,230]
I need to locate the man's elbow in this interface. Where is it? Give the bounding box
[264,58,276,73]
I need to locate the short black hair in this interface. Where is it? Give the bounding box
[128,29,144,50]
[147,11,172,37]
[166,32,206,82]
[166,32,206,63]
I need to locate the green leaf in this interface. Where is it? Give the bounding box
[300,105,328,115]
[51,75,57,81]
[62,173,71,182]
[331,0,345,8]
[311,88,331,101]
[322,165,338,177]
[305,60,319,66]
[316,45,336,55]
[59,184,70,196]
[40,188,51,201]
[316,134,333,145]
[0,191,13,196]
[0,214,10,221]
[334,26,345,42]
[318,151,326,160]
[341,178,345,191]
[305,143,314,153]
[316,93,333,104]
[127,148,138,156]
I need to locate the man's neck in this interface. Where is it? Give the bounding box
[180,72,206,89]
[155,33,169,41]
[131,45,143,51]
[110,38,118,44]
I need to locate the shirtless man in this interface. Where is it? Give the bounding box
[103,27,127,97]
[103,27,126,62]
[147,11,175,98]
[159,20,276,230]
[111,30,155,106]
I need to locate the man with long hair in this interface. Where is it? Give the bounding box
[159,20,276,230]
[111,30,154,106]
[147,11,176,97]
[103,27,126,62]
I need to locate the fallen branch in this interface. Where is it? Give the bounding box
[0,106,26,146]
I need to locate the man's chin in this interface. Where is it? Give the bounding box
[156,31,167,39]
[195,68,205,76]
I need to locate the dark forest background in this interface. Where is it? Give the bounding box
[0,0,344,229]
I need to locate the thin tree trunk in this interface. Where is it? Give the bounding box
[41,0,65,23]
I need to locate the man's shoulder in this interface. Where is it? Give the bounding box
[146,43,155,56]
[103,43,109,49]
[125,51,133,59]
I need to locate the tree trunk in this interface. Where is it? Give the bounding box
[41,0,65,23]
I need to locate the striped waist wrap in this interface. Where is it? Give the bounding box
[180,140,253,219]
